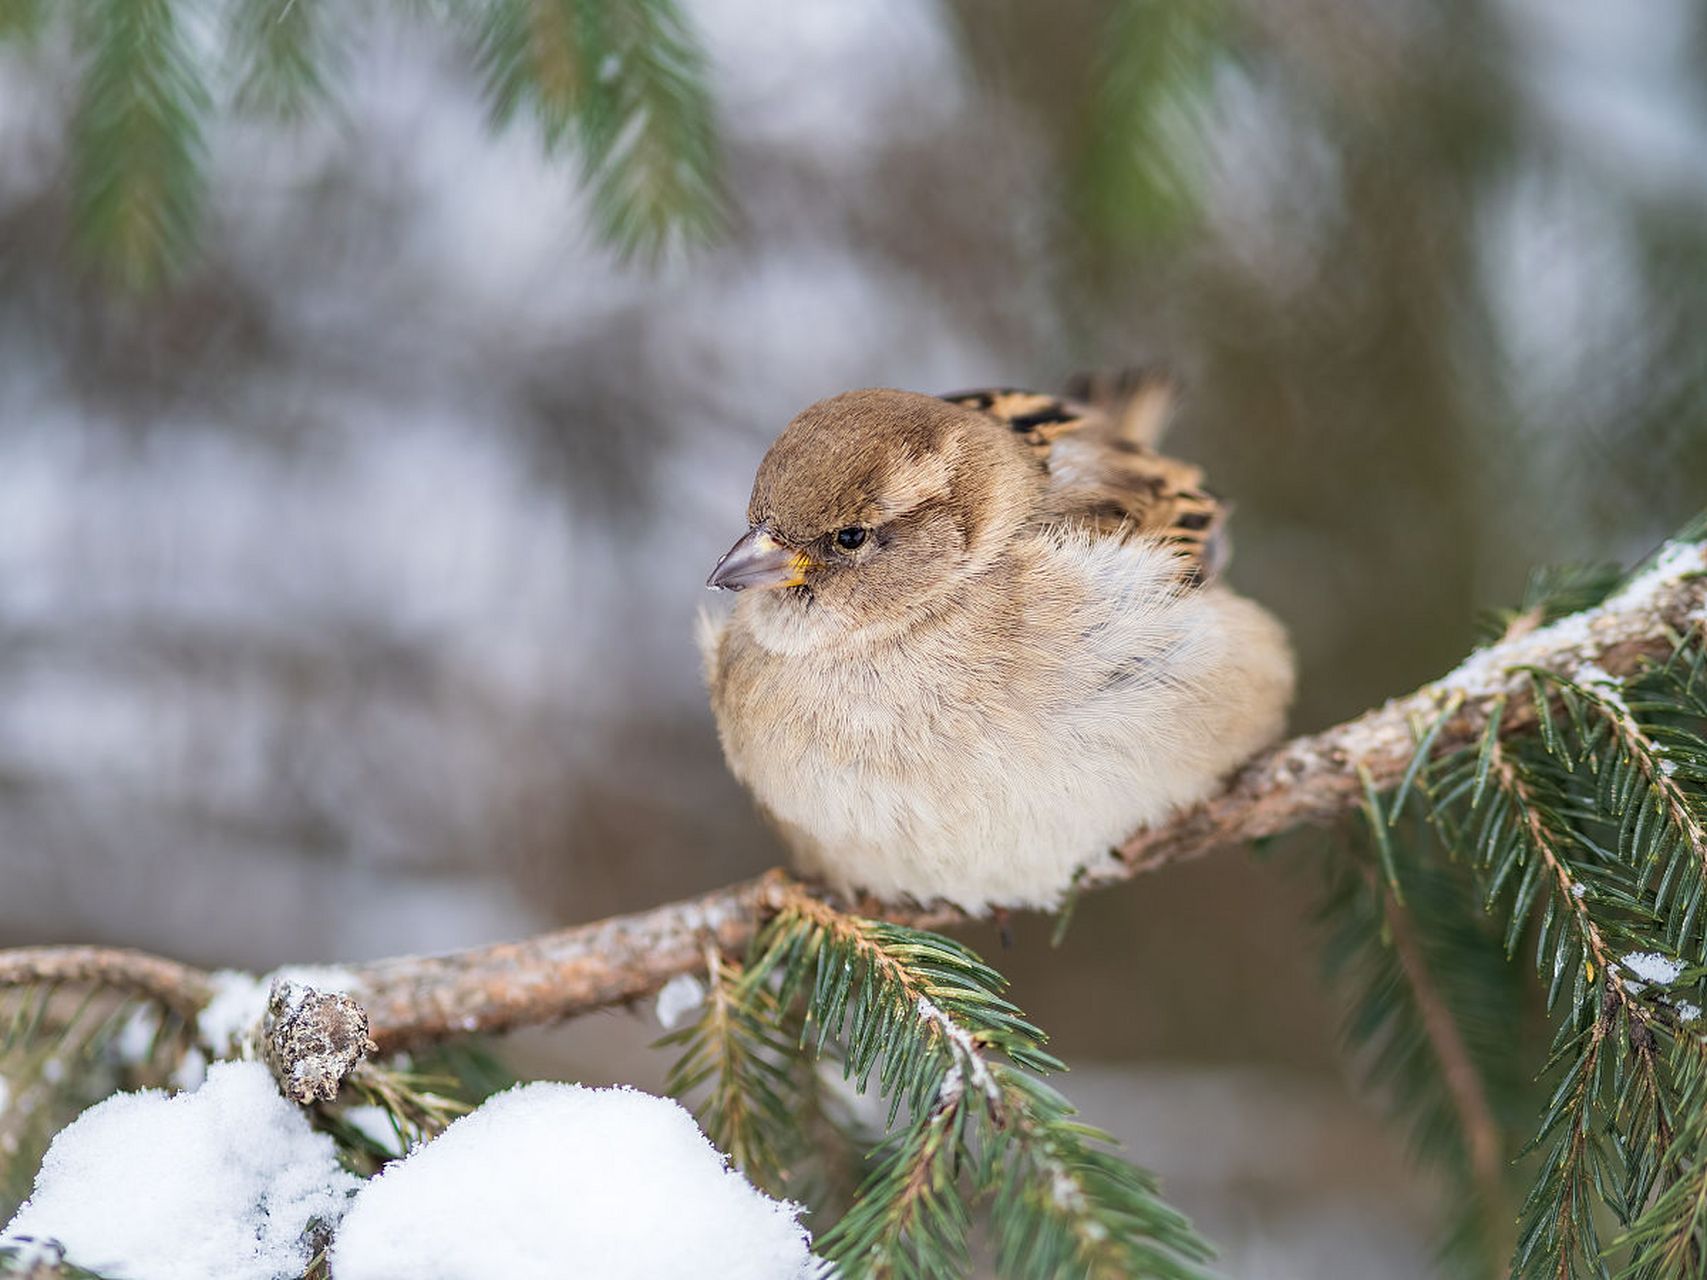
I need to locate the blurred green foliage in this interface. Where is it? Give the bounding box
[2,0,726,286]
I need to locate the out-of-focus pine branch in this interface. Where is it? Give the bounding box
[70,0,210,291]
[230,0,332,120]
[0,0,43,41]
[1314,812,1534,1276]
[0,987,195,1221]
[475,0,724,257]
[576,0,724,258]
[1077,0,1232,247]
[2,0,727,288]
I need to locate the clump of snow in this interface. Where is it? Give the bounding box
[1572,660,1632,717]
[1621,951,1686,989]
[1678,1001,1703,1024]
[196,966,358,1054]
[1574,661,1618,688]
[173,1045,209,1091]
[332,1083,813,1280]
[1049,1166,1088,1214]
[1433,540,1707,702]
[112,1004,162,1066]
[1323,539,1707,775]
[340,1105,407,1158]
[916,996,996,1102]
[1,1060,358,1280]
[654,973,707,1030]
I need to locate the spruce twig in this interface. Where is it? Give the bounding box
[669,887,1214,1280]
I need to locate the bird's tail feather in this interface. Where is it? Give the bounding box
[1062,366,1180,447]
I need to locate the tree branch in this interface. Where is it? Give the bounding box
[1374,869,1507,1222]
[0,946,213,1020]
[3,545,1703,1055]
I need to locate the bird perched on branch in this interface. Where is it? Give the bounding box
[699,374,1294,913]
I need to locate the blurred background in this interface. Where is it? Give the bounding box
[2,1,1705,1274]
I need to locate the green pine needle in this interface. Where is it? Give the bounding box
[1398,545,1707,1277]
[577,0,725,259]
[1,985,197,1220]
[664,890,1215,1280]
[1076,0,1232,248]
[475,0,725,259]
[475,0,602,146]
[71,0,211,290]
[230,0,332,120]
[659,948,802,1197]
[1314,816,1533,1276]
[19,0,729,290]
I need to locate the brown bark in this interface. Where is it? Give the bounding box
[0,946,214,1020]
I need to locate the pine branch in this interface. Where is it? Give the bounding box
[229,0,332,120]
[10,0,726,290]
[577,0,724,258]
[474,0,725,258]
[1,987,196,1219]
[1479,561,1625,645]
[818,1078,977,1279]
[986,1067,1212,1280]
[475,0,602,145]
[0,541,1699,1054]
[316,1041,510,1174]
[659,946,800,1196]
[1314,818,1530,1275]
[1472,736,1657,1279]
[342,1060,469,1145]
[1415,640,1707,1278]
[740,889,1212,1279]
[0,948,211,1020]
[70,0,210,290]
[1600,649,1707,960]
[1618,1030,1707,1278]
[1077,0,1231,246]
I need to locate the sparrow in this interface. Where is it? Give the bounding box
[699,374,1294,913]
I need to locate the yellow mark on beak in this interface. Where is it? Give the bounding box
[707,527,813,592]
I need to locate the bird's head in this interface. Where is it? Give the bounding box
[707,389,1042,641]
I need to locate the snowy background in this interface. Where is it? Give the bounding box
[3,0,1706,1274]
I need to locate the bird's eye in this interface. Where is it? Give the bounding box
[835,526,868,550]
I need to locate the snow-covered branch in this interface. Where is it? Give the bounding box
[3,543,1703,1055]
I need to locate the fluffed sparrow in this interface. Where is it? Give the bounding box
[699,376,1294,913]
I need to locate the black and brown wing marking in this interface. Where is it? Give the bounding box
[940,373,1226,585]
[938,388,1091,454]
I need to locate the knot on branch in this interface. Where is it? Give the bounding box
[261,979,377,1105]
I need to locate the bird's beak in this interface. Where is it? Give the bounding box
[706,526,811,592]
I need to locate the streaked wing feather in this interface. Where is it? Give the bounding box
[939,376,1226,584]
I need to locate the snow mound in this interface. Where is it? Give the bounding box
[332,1082,813,1280]
[2,1060,358,1280]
